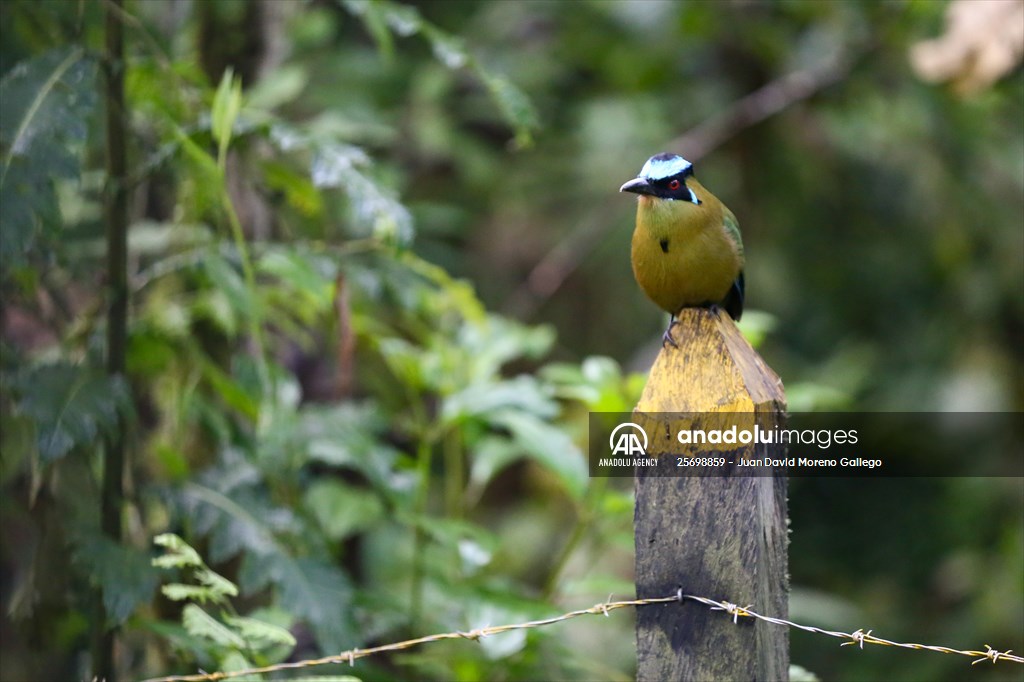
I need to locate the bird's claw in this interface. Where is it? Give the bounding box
[662,319,680,348]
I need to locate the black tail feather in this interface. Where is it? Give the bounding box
[723,271,745,322]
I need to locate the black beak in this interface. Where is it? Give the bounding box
[619,176,653,195]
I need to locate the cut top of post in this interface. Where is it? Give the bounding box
[636,308,785,413]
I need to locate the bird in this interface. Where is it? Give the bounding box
[619,152,744,344]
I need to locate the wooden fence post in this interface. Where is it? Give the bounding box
[634,307,788,681]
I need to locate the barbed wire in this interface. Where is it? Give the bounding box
[142,590,1022,682]
[681,593,1021,665]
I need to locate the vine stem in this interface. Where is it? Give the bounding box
[542,473,608,600]
[219,185,273,423]
[410,436,432,629]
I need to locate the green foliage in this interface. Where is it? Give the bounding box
[305,479,385,540]
[75,534,160,627]
[0,46,96,278]
[154,533,239,605]
[340,0,537,147]
[8,363,131,464]
[211,69,243,168]
[153,534,298,670]
[306,136,414,245]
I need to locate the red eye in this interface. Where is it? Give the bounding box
[668,179,681,191]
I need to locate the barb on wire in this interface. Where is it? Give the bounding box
[143,592,1022,682]
[680,593,1022,666]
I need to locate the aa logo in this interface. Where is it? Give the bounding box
[609,422,648,456]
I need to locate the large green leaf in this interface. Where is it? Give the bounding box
[241,552,358,654]
[12,363,130,463]
[489,409,588,499]
[540,355,641,412]
[441,375,558,425]
[179,479,293,565]
[222,613,297,650]
[182,604,245,649]
[73,535,160,626]
[467,435,524,501]
[300,403,404,494]
[0,47,97,273]
[304,479,385,540]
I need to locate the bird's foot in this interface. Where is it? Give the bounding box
[662,318,680,348]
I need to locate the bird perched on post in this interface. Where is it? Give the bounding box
[619,153,744,343]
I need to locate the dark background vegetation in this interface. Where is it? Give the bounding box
[1,1,1021,681]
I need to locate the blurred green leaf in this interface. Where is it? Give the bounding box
[182,604,245,649]
[343,0,395,60]
[789,664,821,682]
[195,567,240,601]
[310,141,414,245]
[377,337,426,390]
[256,554,357,654]
[218,650,256,679]
[193,288,239,338]
[12,363,130,463]
[305,479,385,540]
[73,535,159,626]
[174,125,224,214]
[244,65,309,111]
[128,221,214,258]
[237,607,298,664]
[474,70,537,148]
[455,317,556,382]
[199,357,259,421]
[211,68,243,167]
[179,478,286,564]
[154,532,239,605]
[203,251,255,320]
[540,355,639,411]
[0,47,96,273]
[423,27,468,70]
[161,584,213,603]
[337,0,536,145]
[301,404,407,496]
[737,310,777,349]
[153,533,204,569]
[467,435,524,500]
[489,409,587,499]
[442,375,557,425]
[223,613,297,649]
[258,248,335,318]
[261,160,324,218]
